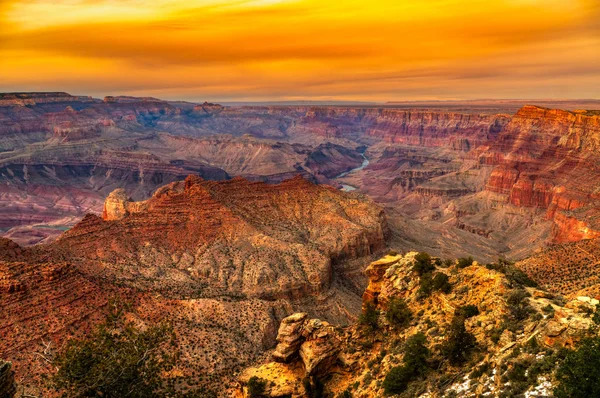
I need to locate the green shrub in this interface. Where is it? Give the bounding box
[542,304,555,314]
[247,377,267,398]
[417,273,434,298]
[403,332,430,375]
[441,316,476,365]
[505,289,533,322]
[456,257,474,269]
[419,272,451,298]
[385,298,412,328]
[388,249,399,256]
[524,337,540,354]
[53,303,176,398]
[337,390,352,398]
[592,305,600,325]
[455,304,479,319]
[382,365,414,395]
[469,363,490,379]
[432,273,452,294]
[382,332,430,396]
[359,302,380,330]
[555,337,600,397]
[485,260,538,287]
[413,252,435,276]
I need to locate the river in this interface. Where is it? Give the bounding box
[335,152,369,191]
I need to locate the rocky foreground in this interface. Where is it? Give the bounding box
[237,252,600,397]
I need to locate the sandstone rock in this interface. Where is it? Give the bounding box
[545,320,567,337]
[273,313,308,362]
[298,320,340,376]
[272,313,341,377]
[102,188,148,221]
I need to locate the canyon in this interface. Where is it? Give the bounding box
[2,93,600,264]
[2,93,600,396]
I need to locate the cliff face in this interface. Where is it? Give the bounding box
[482,106,600,242]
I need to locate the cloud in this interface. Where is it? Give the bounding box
[0,0,598,100]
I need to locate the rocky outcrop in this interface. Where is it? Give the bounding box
[0,175,388,397]
[102,188,148,221]
[239,313,341,398]
[238,252,600,397]
[0,361,16,398]
[272,313,340,376]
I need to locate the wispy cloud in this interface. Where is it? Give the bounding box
[0,0,598,100]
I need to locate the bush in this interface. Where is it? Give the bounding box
[456,257,474,269]
[455,304,479,319]
[382,365,414,395]
[388,249,399,256]
[542,304,555,314]
[359,302,380,330]
[432,273,452,294]
[53,303,176,398]
[413,252,435,276]
[247,377,267,398]
[419,272,451,298]
[593,305,600,325]
[441,316,476,365]
[382,332,430,396]
[555,337,600,397]
[417,273,434,298]
[385,298,412,328]
[485,259,538,287]
[403,332,430,374]
[337,390,352,398]
[506,289,533,323]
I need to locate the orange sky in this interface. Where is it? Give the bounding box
[0,0,598,101]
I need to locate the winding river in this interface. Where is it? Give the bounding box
[335,152,369,191]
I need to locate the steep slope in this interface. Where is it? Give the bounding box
[516,238,600,299]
